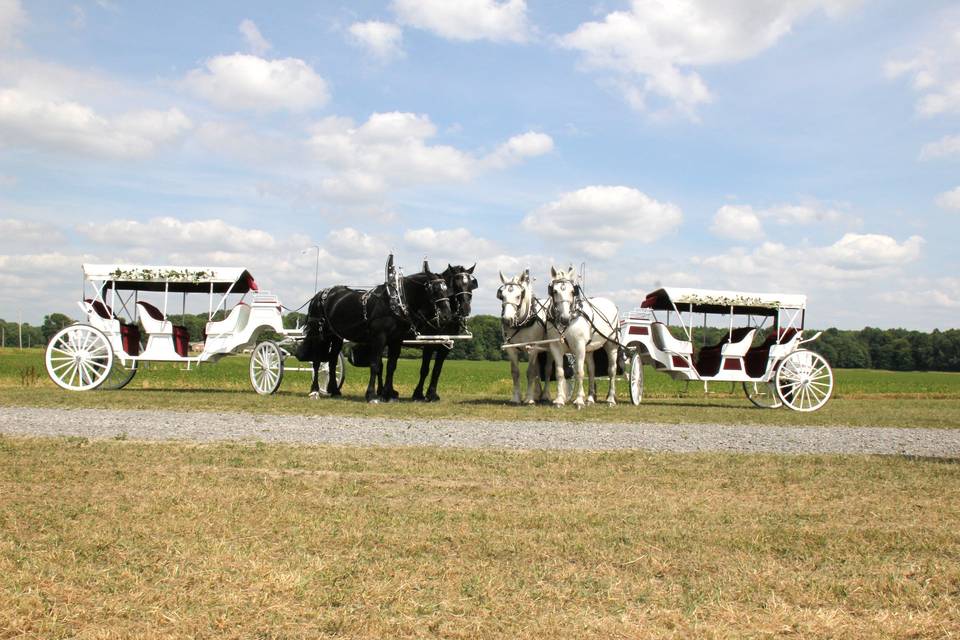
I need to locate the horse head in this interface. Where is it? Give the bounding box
[548,265,579,325]
[414,265,453,327]
[444,263,477,318]
[498,268,531,326]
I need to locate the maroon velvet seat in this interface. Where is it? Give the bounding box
[744,328,799,378]
[137,301,190,357]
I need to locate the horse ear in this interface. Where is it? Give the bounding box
[521,269,530,282]
[499,270,507,284]
[467,263,476,274]
[550,265,558,278]
[423,260,430,273]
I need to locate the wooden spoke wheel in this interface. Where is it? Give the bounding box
[743,381,782,409]
[45,325,114,391]
[774,350,833,412]
[629,353,644,406]
[250,341,284,395]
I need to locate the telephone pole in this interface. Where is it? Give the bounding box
[18,309,22,350]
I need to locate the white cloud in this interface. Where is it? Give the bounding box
[936,186,960,210]
[886,21,960,117]
[404,227,495,257]
[920,134,960,160]
[348,21,404,61]
[239,19,271,56]
[522,186,682,257]
[184,54,329,113]
[482,131,553,168]
[306,112,550,202]
[560,0,860,117]
[0,218,65,251]
[0,88,191,159]
[0,0,25,47]
[710,205,764,242]
[392,0,529,43]
[76,217,277,253]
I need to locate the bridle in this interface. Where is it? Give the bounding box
[449,271,478,318]
[548,277,583,327]
[411,275,451,331]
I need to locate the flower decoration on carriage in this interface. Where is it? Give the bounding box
[109,267,214,283]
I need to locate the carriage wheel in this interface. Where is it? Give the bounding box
[774,350,833,412]
[99,359,138,390]
[629,353,644,405]
[743,381,782,409]
[313,351,347,396]
[45,325,114,391]
[250,341,284,395]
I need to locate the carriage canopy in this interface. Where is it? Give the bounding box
[82,264,258,294]
[640,287,806,316]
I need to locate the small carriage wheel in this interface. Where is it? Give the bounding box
[774,350,833,412]
[45,324,114,391]
[99,358,138,391]
[314,351,347,395]
[250,341,284,395]
[629,352,644,406]
[743,381,782,409]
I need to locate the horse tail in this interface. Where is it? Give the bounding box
[296,291,331,362]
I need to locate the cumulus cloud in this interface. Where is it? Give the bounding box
[404,227,495,258]
[392,0,530,43]
[920,134,960,160]
[710,205,764,242]
[522,186,682,257]
[239,19,271,56]
[0,0,25,48]
[886,21,960,117]
[76,217,278,252]
[184,54,329,113]
[0,88,191,158]
[0,218,65,251]
[307,112,552,201]
[560,0,859,117]
[348,21,404,61]
[936,186,960,210]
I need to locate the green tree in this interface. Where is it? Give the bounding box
[41,313,75,343]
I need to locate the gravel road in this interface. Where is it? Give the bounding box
[2,406,959,457]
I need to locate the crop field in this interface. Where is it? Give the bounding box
[2,348,960,428]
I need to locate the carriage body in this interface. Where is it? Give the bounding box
[619,287,833,411]
[44,264,339,394]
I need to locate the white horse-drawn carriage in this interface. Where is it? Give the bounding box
[44,264,343,394]
[620,287,834,412]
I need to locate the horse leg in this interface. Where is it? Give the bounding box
[570,340,588,410]
[549,343,566,407]
[382,340,401,402]
[366,338,384,403]
[586,352,596,405]
[605,342,618,405]
[309,359,321,399]
[507,348,522,404]
[538,352,553,404]
[425,345,449,402]
[326,337,344,396]
[412,345,433,401]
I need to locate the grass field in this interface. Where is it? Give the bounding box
[3,348,960,428]
[1,438,958,638]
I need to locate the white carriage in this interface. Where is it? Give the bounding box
[620,287,833,412]
[44,264,343,395]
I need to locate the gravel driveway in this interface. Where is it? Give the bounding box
[2,406,959,457]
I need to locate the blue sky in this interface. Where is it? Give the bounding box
[1,0,958,329]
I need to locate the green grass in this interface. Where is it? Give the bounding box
[4,348,960,428]
[1,438,958,638]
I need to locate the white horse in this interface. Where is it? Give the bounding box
[498,269,555,405]
[545,265,620,409]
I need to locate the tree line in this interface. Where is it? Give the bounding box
[4,312,960,373]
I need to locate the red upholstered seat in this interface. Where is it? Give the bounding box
[137,300,165,321]
[744,328,799,377]
[84,298,112,319]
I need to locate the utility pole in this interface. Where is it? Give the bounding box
[302,245,321,293]
[18,309,22,350]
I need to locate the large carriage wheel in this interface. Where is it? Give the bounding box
[45,325,114,391]
[743,381,782,409]
[314,351,347,396]
[774,350,833,412]
[628,353,644,405]
[99,359,138,390]
[250,341,284,395]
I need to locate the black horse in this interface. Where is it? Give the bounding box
[411,263,478,402]
[298,260,453,403]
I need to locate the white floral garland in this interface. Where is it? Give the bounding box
[109,267,214,283]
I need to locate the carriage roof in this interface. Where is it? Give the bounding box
[82,264,258,294]
[641,287,806,315]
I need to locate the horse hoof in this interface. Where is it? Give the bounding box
[606,399,616,407]
[574,400,585,410]
[329,390,342,398]
[412,392,425,402]
[586,396,595,405]
[308,391,319,399]
[426,393,440,403]
[553,401,564,408]
[367,398,379,404]
[522,398,534,406]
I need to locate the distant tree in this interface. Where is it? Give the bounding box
[41,313,75,343]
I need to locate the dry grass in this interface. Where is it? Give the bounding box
[1,437,959,638]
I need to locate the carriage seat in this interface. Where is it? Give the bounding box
[744,328,800,378]
[696,328,756,376]
[205,303,251,337]
[83,299,142,356]
[137,301,190,357]
[650,322,693,356]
